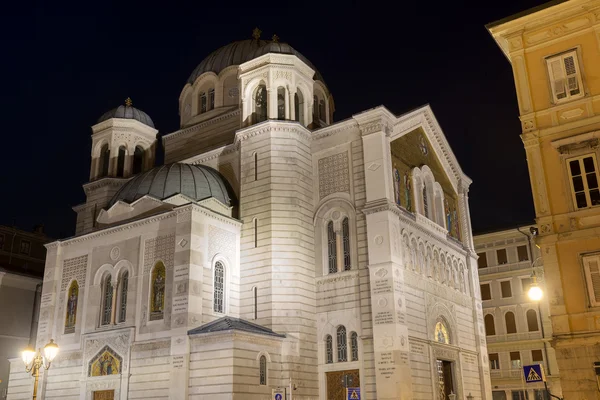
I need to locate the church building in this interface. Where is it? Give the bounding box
[7,29,492,400]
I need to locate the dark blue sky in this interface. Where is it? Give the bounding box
[0,0,546,238]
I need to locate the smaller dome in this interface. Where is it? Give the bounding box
[98,98,155,128]
[108,163,237,208]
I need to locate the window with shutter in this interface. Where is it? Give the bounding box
[546,50,583,103]
[583,254,600,307]
[567,155,600,209]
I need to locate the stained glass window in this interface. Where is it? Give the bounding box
[64,280,79,333]
[214,261,225,313]
[259,355,267,385]
[337,326,347,362]
[119,271,128,323]
[350,331,358,361]
[150,262,166,321]
[434,320,450,344]
[102,275,113,325]
[325,335,333,364]
[327,221,337,274]
[342,218,351,271]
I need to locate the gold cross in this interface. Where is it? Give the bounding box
[272,34,279,43]
[252,27,262,40]
[125,97,132,107]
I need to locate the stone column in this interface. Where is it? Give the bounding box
[169,335,190,400]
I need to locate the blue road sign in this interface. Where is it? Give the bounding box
[347,387,361,400]
[275,394,282,400]
[523,364,545,383]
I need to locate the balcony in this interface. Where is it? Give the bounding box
[478,260,534,276]
[485,331,543,343]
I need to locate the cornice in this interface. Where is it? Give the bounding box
[234,120,312,144]
[189,329,284,347]
[183,142,239,165]
[311,119,358,141]
[316,270,359,286]
[91,118,158,136]
[162,108,241,143]
[83,177,130,194]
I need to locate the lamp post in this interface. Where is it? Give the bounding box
[21,339,59,400]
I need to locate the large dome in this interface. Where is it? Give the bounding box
[108,163,236,208]
[98,100,155,128]
[186,38,324,85]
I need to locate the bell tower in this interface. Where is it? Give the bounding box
[73,98,158,235]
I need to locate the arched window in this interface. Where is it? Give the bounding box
[422,185,428,218]
[99,144,110,178]
[65,280,79,334]
[150,261,166,321]
[350,332,359,361]
[484,314,496,336]
[526,309,539,332]
[277,87,286,120]
[313,95,319,122]
[119,271,129,323]
[132,146,144,175]
[337,326,347,362]
[208,88,215,110]
[327,221,337,274]
[101,275,113,325]
[259,355,267,385]
[254,85,267,123]
[342,217,351,271]
[253,287,258,320]
[294,91,304,123]
[116,146,126,177]
[214,261,225,313]
[325,335,333,364]
[319,99,326,122]
[505,311,517,334]
[200,91,207,113]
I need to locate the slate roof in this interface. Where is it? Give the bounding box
[98,104,155,128]
[187,317,286,338]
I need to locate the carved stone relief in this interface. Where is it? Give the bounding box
[318,152,350,199]
[61,255,88,292]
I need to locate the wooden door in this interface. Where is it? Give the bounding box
[93,390,114,400]
[326,369,360,400]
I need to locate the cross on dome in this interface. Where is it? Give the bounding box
[252,27,262,40]
[125,97,133,107]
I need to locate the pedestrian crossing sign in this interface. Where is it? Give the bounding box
[523,364,545,383]
[347,387,361,400]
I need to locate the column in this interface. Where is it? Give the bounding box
[110,281,118,325]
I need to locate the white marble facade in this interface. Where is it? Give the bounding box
[7,35,492,400]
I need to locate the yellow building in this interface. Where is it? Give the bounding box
[488,1,600,398]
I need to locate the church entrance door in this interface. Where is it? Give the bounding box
[93,390,114,400]
[326,369,360,400]
[436,359,455,399]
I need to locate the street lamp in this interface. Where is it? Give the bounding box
[528,274,543,301]
[22,339,59,400]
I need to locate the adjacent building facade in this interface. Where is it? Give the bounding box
[474,226,562,400]
[7,32,492,399]
[488,1,600,398]
[0,225,49,399]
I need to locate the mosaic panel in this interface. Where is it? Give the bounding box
[318,152,350,200]
[61,255,88,292]
[143,234,175,274]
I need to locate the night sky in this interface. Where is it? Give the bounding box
[0,0,547,239]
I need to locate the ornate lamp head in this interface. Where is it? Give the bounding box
[43,339,59,363]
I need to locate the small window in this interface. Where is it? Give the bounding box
[546,49,583,103]
[527,309,539,332]
[532,349,543,363]
[214,261,225,313]
[505,311,517,334]
[510,351,521,369]
[132,146,144,175]
[259,355,267,385]
[325,335,333,364]
[497,249,508,265]
[119,271,128,323]
[208,88,215,110]
[327,221,337,274]
[501,280,512,298]
[534,389,550,400]
[512,390,527,400]
[480,283,492,301]
[254,85,267,123]
[337,326,347,362]
[350,332,359,361]
[99,144,110,178]
[583,254,600,307]
[342,218,351,271]
[521,278,532,293]
[200,92,207,113]
[101,275,113,326]
[517,245,529,262]
[116,146,126,177]
[489,353,500,370]
[568,155,600,209]
[484,314,496,336]
[0,234,4,250]
[277,87,285,120]
[478,252,488,268]
[20,240,30,255]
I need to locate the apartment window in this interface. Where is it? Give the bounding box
[501,280,512,298]
[512,391,528,400]
[19,240,30,255]
[546,49,583,103]
[568,155,600,209]
[489,353,500,370]
[510,351,521,369]
[505,311,517,334]
[497,249,508,265]
[582,254,600,307]
[527,309,539,332]
[478,252,488,268]
[484,314,496,336]
[532,349,543,364]
[522,277,532,292]
[534,390,550,400]
[0,234,4,250]
[517,245,529,262]
[480,283,492,301]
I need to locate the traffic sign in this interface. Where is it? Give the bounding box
[272,387,286,400]
[523,364,545,383]
[347,387,361,400]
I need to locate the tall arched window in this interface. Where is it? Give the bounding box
[254,85,267,123]
[337,326,347,362]
[150,261,166,321]
[422,185,429,218]
[294,91,304,123]
[327,221,337,274]
[325,335,333,364]
[99,144,110,178]
[277,87,286,120]
[505,311,517,334]
[259,355,267,385]
[208,88,215,110]
[484,314,496,336]
[200,91,207,113]
[350,332,359,361]
[319,99,326,122]
[65,280,79,334]
[101,275,113,325]
[119,271,129,323]
[526,309,539,332]
[342,217,351,271]
[116,146,126,177]
[132,146,144,175]
[214,261,225,313]
[313,95,319,122]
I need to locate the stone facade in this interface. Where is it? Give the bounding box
[7,36,491,399]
